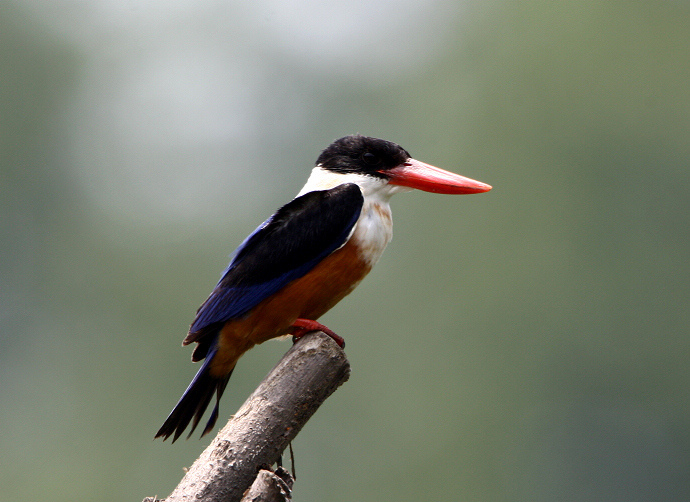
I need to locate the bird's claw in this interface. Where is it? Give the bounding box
[291,318,345,348]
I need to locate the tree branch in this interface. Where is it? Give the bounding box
[240,467,294,502]
[145,331,350,502]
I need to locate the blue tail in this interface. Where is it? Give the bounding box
[155,338,232,442]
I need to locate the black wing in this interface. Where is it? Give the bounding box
[188,183,364,336]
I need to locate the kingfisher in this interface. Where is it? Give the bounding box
[156,134,491,442]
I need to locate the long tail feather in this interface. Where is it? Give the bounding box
[155,339,233,442]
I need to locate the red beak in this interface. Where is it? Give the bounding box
[383,158,492,194]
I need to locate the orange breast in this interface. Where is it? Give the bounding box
[209,238,371,376]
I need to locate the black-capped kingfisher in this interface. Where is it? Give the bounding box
[156,135,491,442]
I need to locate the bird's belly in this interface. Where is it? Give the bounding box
[253,237,374,339]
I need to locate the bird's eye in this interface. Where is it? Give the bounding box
[362,152,381,165]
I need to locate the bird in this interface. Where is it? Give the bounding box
[155,134,491,442]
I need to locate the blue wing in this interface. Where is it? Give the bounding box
[187,183,364,339]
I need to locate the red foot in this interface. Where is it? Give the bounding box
[291,318,345,348]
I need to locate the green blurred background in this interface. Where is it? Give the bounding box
[2,1,689,500]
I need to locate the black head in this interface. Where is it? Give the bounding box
[316,135,411,178]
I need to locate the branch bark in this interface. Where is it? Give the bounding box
[146,331,350,502]
[240,468,294,502]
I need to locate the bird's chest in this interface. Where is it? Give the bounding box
[350,201,393,267]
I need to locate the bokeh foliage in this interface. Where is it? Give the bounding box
[1,1,689,501]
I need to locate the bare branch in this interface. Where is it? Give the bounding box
[147,331,350,502]
[240,468,294,502]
